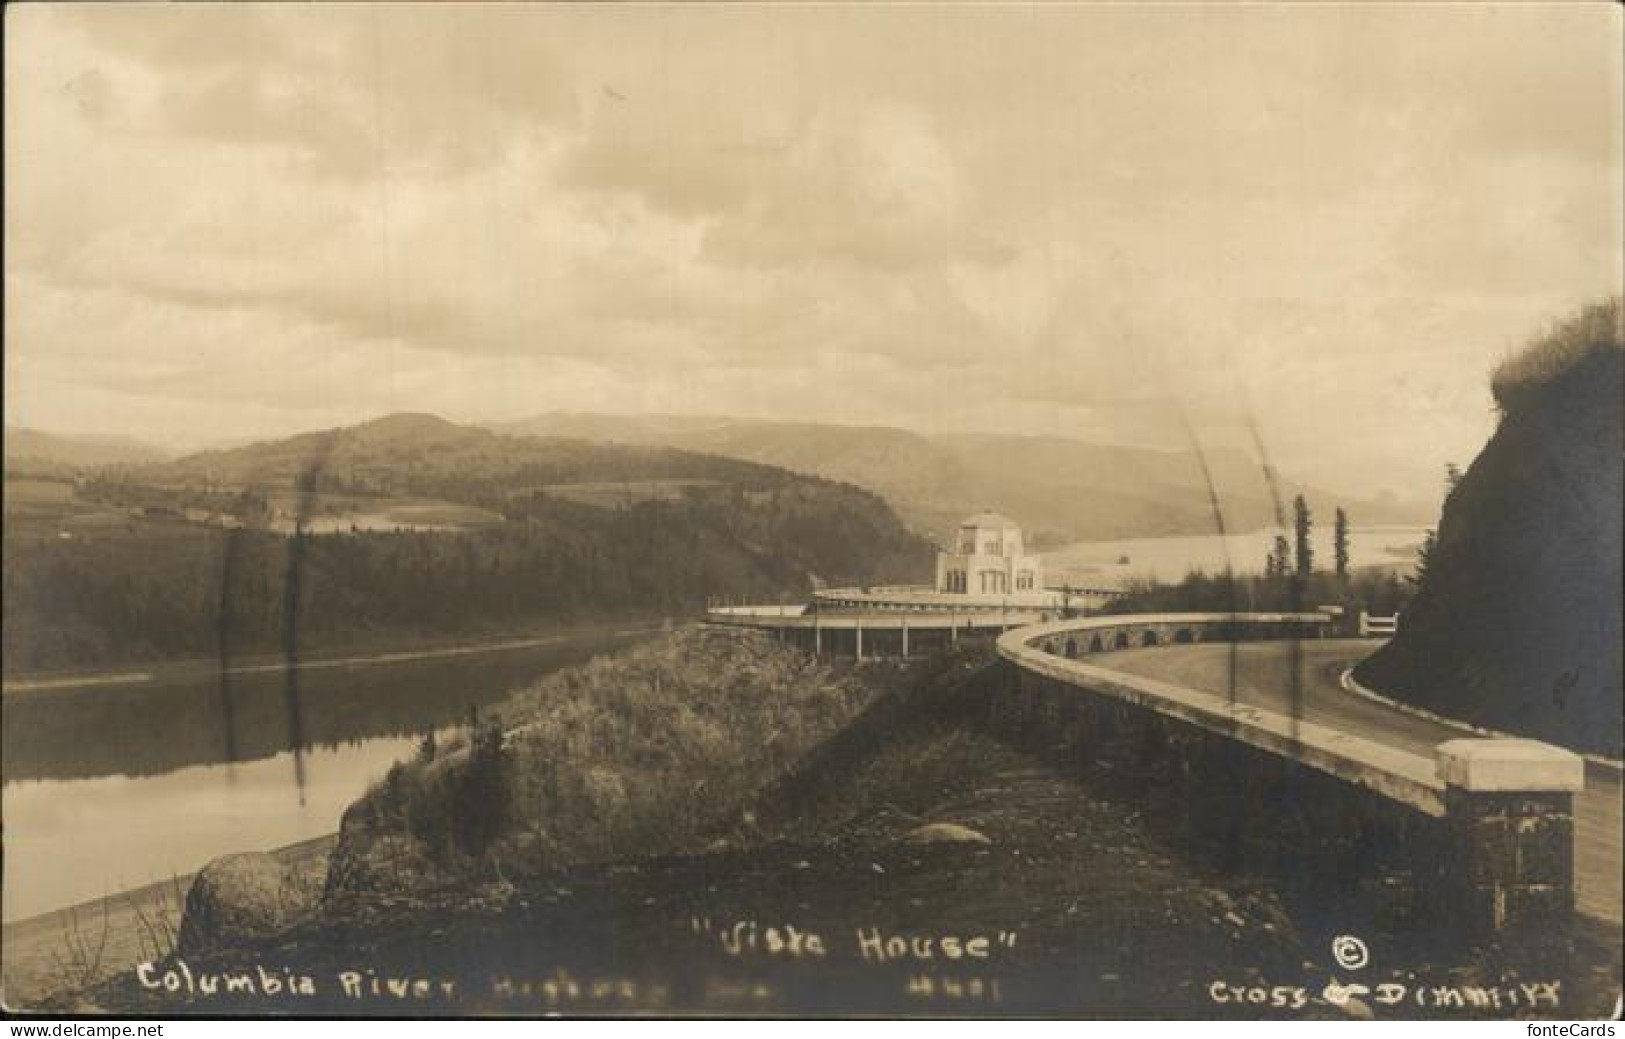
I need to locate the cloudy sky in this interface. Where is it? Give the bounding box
[6,3,1621,497]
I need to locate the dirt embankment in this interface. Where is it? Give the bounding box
[80,684,1313,1015]
[62,637,1622,1017]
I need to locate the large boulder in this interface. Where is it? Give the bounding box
[176,852,324,955]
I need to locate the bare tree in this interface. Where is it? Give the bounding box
[48,901,112,993]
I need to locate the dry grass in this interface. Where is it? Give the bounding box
[27,876,186,1002]
[123,876,185,965]
[360,628,881,875]
[45,902,112,994]
[1490,297,1622,414]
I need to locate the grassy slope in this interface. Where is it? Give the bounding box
[324,629,893,904]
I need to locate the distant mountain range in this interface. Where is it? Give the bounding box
[6,411,1431,544]
[142,412,817,500]
[491,412,1431,544]
[4,426,171,473]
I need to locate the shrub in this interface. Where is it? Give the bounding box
[1490,297,1622,415]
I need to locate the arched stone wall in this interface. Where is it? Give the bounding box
[1018,614,1331,662]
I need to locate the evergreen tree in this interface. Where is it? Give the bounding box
[1333,507,1350,579]
[1293,495,1314,577]
[1266,535,1291,578]
[1409,529,1437,589]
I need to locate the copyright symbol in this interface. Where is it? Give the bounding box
[1332,935,1369,971]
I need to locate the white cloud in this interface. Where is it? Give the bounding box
[4,2,1620,500]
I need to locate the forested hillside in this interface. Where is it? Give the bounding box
[1355,300,1623,757]
[3,415,932,673]
[496,413,1430,545]
[146,412,800,504]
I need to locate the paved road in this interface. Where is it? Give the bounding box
[1095,638,1623,927]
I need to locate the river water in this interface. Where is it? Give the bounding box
[0,526,1429,922]
[1,627,657,922]
[1044,524,1431,588]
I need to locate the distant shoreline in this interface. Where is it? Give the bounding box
[1,618,675,694]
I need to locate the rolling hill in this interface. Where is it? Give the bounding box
[491,413,1430,545]
[4,426,171,475]
[147,412,786,499]
[4,414,933,673]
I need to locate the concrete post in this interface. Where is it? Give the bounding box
[902,617,909,659]
[1434,739,1584,934]
[813,616,821,658]
[855,616,864,661]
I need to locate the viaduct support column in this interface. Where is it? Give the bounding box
[1434,738,1584,935]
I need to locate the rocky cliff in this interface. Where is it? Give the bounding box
[1356,300,1623,757]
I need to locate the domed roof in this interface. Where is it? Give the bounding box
[958,510,1021,530]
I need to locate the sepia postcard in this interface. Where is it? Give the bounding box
[2,1,1621,1021]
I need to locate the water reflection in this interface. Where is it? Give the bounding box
[2,632,643,782]
[1,630,651,921]
[3,740,414,922]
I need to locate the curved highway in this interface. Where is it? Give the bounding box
[1091,638,1622,927]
